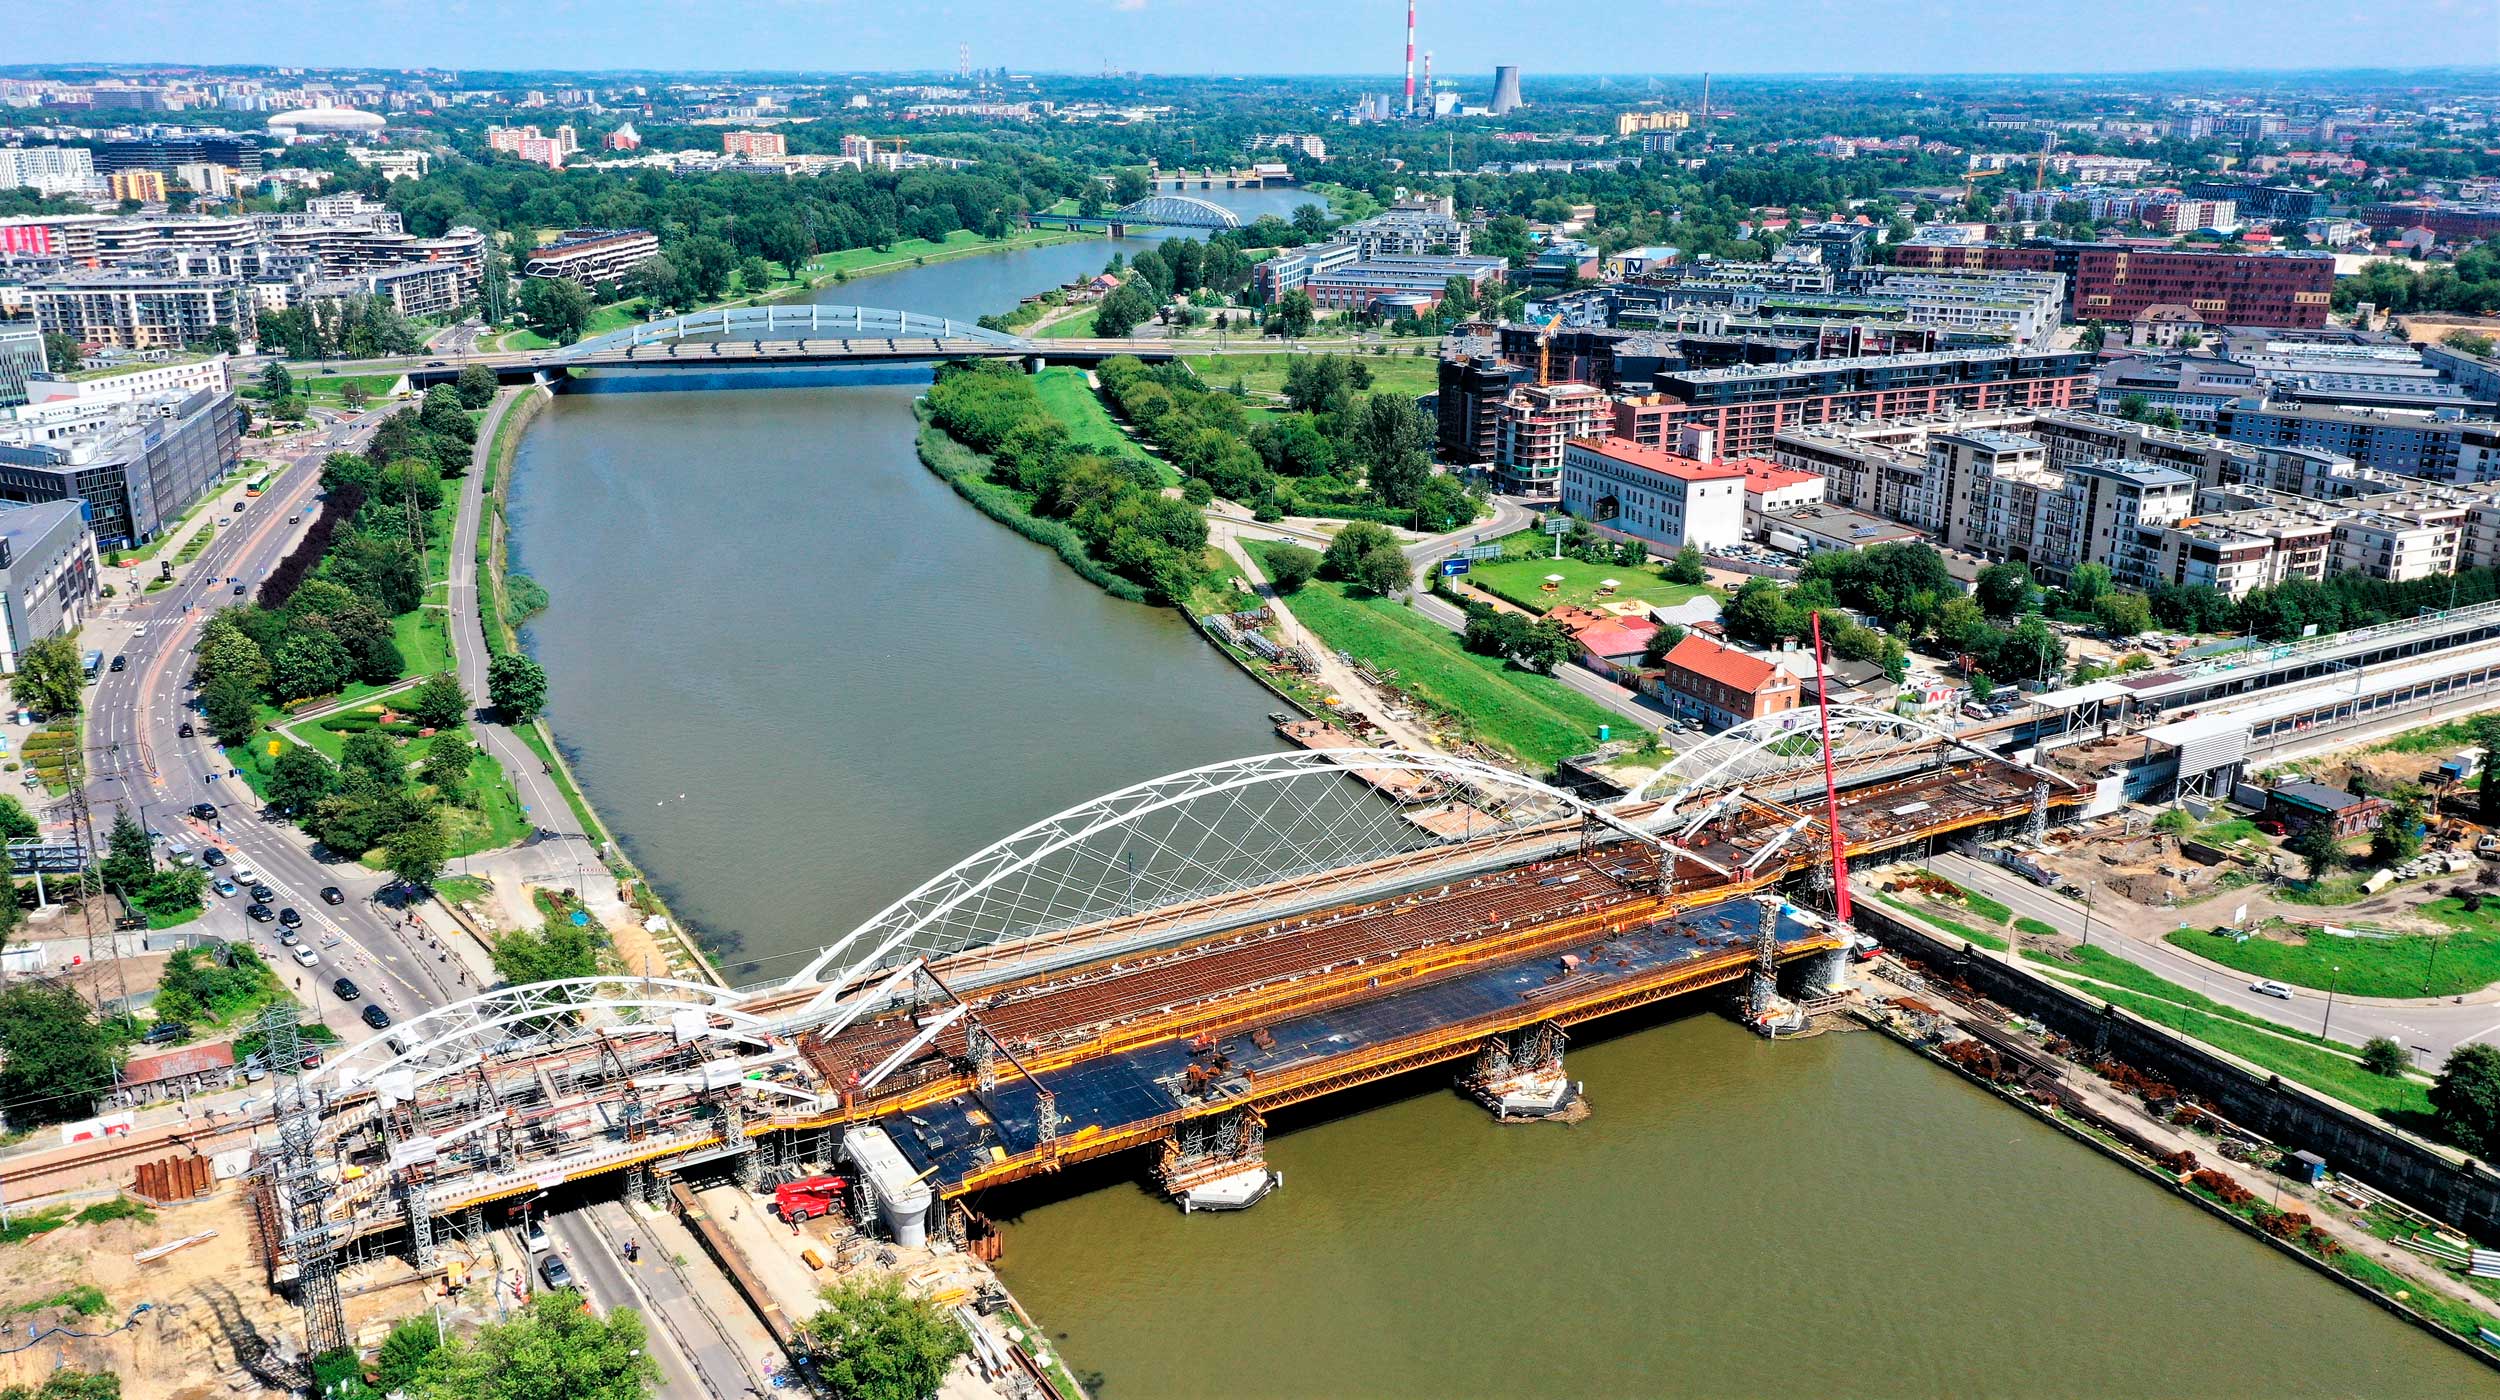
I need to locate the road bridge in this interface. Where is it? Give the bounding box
[221,717,2078,1294]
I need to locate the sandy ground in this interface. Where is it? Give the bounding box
[0,1185,461,1399]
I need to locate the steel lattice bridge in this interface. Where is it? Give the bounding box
[282,714,2081,1278]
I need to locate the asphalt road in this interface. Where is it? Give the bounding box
[540,1204,747,1400]
[78,409,473,1043]
[1908,851,2500,1064]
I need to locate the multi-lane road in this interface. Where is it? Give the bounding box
[79,408,470,1041]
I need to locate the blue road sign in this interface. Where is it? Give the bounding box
[1439,558,1470,577]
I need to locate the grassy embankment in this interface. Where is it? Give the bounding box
[1028,367,1178,485]
[1180,352,1440,406]
[2165,900,2500,1000]
[915,404,1151,605]
[1876,883,2437,1127]
[1247,541,1626,770]
[1467,527,1722,616]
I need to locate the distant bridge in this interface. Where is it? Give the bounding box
[1026,193,1245,235]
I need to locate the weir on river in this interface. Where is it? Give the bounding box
[500,188,2497,1398]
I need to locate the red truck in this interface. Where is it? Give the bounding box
[772,1174,850,1224]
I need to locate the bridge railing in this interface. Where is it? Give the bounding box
[555,303,1030,361]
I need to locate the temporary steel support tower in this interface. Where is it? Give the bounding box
[1809,612,1854,927]
[262,1005,346,1359]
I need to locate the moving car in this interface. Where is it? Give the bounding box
[201,848,226,868]
[537,1254,573,1290]
[320,887,345,906]
[332,977,360,1001]
[521,1217,551,1253]
[177,722,194,737]
[291,945,319,969]
[212,878,239,899]
[361,1003,392,1029]
[277,906,302,928]
[246,902,275,923]
[108,655,126,673]
[250,883,275,902]
[278,926,300,946]
[190,802,218,821]
[2251,980,2294,1000]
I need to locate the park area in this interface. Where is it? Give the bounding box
[1030,367,1176,483]
[1250,542,1624,769]
[1182,352,1441,406]
[1467,529,1721,616]
[2166,900,2500,999]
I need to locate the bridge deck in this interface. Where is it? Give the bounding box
[884,896,1831,1195]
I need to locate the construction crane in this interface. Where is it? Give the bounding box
[2033,131,2056,192]
[1536,312,1563,386]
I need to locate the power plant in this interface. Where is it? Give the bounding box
[1403,0,1417,116]
[1491,64,1523,115]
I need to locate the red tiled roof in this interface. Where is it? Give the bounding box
[1729,458,1821,495]
[1572,617,1658,659]
[121,1042,235,1087]
[1662,634,1784,693]
[1576,439,1748,483]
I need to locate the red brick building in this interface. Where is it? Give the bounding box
[1891,240,2333,328]
[1649,634,1801,731]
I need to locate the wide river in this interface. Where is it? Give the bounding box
[503,193,2495,1397]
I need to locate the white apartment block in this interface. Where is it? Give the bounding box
[0,146,98,197]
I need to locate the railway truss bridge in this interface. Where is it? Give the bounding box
[257,710,2080,1331]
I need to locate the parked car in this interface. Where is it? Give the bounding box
[331,977,360,1001]
[246,902,275,923]
[361,1003,392,1030]
[291,945,318,969]
[277,906,302,928]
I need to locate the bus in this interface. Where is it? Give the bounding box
[81,649,102,681]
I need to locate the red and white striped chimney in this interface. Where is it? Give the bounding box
[1403,0,1417,116]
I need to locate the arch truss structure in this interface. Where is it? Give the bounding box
[1111,194,1243,230]
[778,749,1627,1026]
[557,303,1029,360]
[1620,704,1990,813]
[315,976,767,1094]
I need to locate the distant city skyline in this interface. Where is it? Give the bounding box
[12,0,2494,79]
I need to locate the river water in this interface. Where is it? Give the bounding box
[502,194,2496,1397]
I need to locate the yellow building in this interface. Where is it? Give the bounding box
[106,169,167,202]
[1615,110,1692,137]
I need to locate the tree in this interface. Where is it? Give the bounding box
[799,1277,969,1400]
[202,672,262,747]
[385,812,450,891]
[1350,544,1410,598]
[268,746,339,816]
[2374,790,2428,866]
[623,254,685,312]
[1265,543,1321,594]
[375,1316,445,1391]
[1271,289,1316,338]
[489,922,601,985]
[408,672,471,730]
[1350,395,1433,509]
[1320,522,1401,582]
[2431,1042,2500,1157]
[422,734,473,799]
[1641,622,1689,667]
[341,382,370,410]
[519,275,594,345]
[2092,591,2153,638]
[488,653,549,722]
[1512,617,1577,675]
[101,808,154,898]
[1665,546,1708,586]
[2066,563,2112,609]
[1092,281,1157,339]
[402,1290,655,1400]
[13,635,84,718]
[258,362,295,401]
[1974,562,2033,619]
[0,983,118,1127]
[0,1368,121,1400]
[341,729,406,793]
[38,333,81,374]
[2288,820,2347,883]
[456,363,499,410]
[2362,1037,2411,1078]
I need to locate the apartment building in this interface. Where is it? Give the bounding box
[1559,435,1750,551]
[524,228,662,286]
[21,351,228,408]
[1639,348,2092,459]
[1767,409,2038,521]
[1650,633,1801,731]
[2143,511,2334,598]
[313,261,461,318]
[722,130,787,158]
[1892,239,2334,327]
[2212,399,2500,483]
[2064,458,2198,588]
[0,146,97,197]
[1435,355,1531,466]
[1494,382,1610,496]
[29,267,251,351]
[107,170,168,203]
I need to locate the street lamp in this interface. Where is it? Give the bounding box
[2080,880,2096,949]
[2321,964,2342,1040]
[2424,932,2446,995]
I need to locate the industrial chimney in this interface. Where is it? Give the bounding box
[1403,1,1417,117]
[1491,65,1523,116]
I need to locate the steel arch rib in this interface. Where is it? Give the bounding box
[1113,194,1242,229]
[313,976,755,1087]
[1618,705,1964,807]
[780,749,1592,998]
[555,303,1031,360]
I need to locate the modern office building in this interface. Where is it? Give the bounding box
[0,325,47,409]
[523,228,662,286]
[20,351,229,408]
[1302,253,1505,311]
[2360,202,2500,243]
[0,386,239,546]
[1891,239,2334,328]
[92,134,263,180]
[2186,181,2323,224]
[0,500,99,673]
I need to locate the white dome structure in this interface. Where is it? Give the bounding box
[268,107,387,137]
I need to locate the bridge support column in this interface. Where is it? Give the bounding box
[1461,1020,1582,1121]
[1156,1107,1279,1214]
[1801,939,1853,1000]
[1745,893,1807,1037]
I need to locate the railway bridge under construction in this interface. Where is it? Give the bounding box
[246,708,2080,1352]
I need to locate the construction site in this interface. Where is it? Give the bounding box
[1,701,2082,1396]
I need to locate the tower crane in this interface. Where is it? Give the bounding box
[1537,312,1563,386]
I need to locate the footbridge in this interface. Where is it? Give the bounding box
[261,715,2082,1293]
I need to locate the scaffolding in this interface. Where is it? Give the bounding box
[261,1005,346,1359]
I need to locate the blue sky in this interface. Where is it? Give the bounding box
[14,0,2493,77]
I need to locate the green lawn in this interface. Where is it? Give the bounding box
[442,745,531,858]
[1253,546,1625,769]
[1469,545,1719,617]
[396,608,451,679]
[1180,352,1442,402]
[498,302,647,352]
[300,372,403,406]
[1036,307,1101,339]
[2165,902,2500,999]
[798,227,1095,284]
[1030,367,1178,484]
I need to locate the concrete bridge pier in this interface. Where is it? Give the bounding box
[1462,1021,1582,1121]
[1157,1107,1280,1214]
[1799,939,1854,1000]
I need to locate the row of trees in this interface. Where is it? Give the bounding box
[926,362,1209,603]
[256,293,427,362]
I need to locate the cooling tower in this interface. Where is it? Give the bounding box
[1490,66,1523,115]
